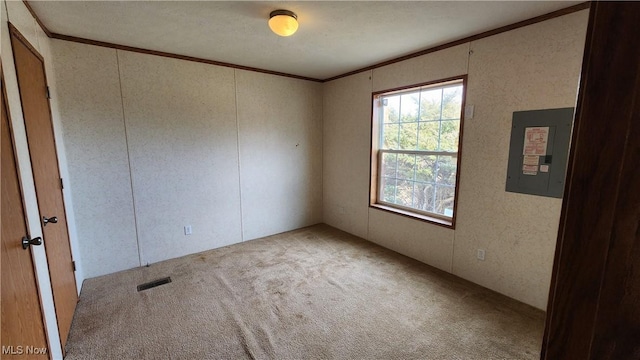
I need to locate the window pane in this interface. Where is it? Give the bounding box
[441,86,462,120]
[400,93,419,122]
[417,121,439,151]
[382,123,399,149]
[373,79,464,221]
[381,152,398,178]
[383,95,400,123]
[438,120,460,151]
[397,153,416,181]
[381,177,397,203]
[434,185,455,217]
[399,122,418,150]
[413,183,435,213]
[436,156,457,186]
[395,180,413,207]
[420,88,442,121]
[415,155,437,183]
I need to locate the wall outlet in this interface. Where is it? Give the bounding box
[184,225,192,235]
[477,249,486,261]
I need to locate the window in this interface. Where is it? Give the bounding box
[370,77,466,227]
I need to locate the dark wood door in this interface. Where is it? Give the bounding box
[542,2,640,359]
[9,25,78,348]
[1,72,49,357]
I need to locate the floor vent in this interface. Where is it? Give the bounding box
[137,277,172,292]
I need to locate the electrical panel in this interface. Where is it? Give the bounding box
[505,108,574,198]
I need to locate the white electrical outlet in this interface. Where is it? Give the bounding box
[184,225,192,235]
[477,249,486,261]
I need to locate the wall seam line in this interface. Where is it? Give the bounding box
[115,49,143,266]
[366,69,373,241]
[320,80,324,226]
[233,69,245,242]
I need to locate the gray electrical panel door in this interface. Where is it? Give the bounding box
[505,107,574,198]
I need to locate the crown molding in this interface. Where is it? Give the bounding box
[324,2,591,82]
[23,1,590,83]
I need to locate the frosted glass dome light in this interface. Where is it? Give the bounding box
[269,10,298,37]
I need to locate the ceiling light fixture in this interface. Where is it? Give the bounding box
[268,10,298,37]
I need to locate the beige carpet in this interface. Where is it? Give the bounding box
[65,224,545,359]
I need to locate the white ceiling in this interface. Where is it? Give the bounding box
[29,1,581,80]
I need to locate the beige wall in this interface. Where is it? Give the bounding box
[236,70,323,240]
[322,10,589,309]
[322,71,371,240]
[50,42,323,277]
[49,41,140,276]
[118,51,242,265]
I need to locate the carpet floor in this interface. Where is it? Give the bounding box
[64,224,545,359]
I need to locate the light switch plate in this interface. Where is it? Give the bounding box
[464,104,474,120]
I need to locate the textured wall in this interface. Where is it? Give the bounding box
[236,70,323,241]
[51,43,324,277]
[454,11,589,309]
[118,51,242,265]
[322,10,589,309]
[371,44,470,92]
[49,41,140,279]
[322,71,372,240]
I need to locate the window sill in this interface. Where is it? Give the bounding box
[369,204,455,229]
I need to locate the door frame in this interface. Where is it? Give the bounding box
[0,23,64,359]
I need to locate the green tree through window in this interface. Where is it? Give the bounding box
[372,78,464,223]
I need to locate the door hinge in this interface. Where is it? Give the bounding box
[46,86,51,99]
[72,261,76,272]
[60,178,64,189]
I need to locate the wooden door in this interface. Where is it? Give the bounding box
[541,2,640,359]
[1,72,49,357]
[9,25,78,348]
